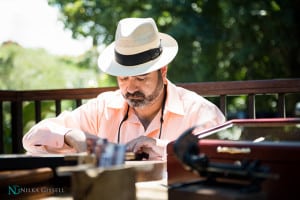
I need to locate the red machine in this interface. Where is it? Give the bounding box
[167,118,300,200]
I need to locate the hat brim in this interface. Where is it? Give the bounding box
[98,33,178,76]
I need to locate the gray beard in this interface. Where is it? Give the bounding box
[125,77,164,108]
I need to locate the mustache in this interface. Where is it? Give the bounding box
[125,91,145,98]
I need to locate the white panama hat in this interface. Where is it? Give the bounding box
[98,18,178,76]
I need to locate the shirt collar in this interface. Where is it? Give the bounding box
[165,80,185,116]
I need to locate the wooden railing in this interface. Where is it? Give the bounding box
[1,79,300,153]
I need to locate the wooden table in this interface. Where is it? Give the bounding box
[0,158,167,200]
[41,179,168,200]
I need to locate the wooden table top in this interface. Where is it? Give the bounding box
[0,160,168,200]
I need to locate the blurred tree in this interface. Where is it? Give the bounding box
[48,0,300,82]
[0,41,102,90]
[0,42,107,152]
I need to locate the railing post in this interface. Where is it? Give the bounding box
[220,95,227,118]
[76,99,82,108]
[11,100,23,153]
[35,100,41,123]
[247,94,256,119]
[0,101,4,153]
[55,100,61,116]
[278,93,286,118]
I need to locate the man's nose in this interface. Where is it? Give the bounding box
[126,78,139,94]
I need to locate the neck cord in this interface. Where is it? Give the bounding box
[158,86,167,139]
[117,104,129,143]
[117,85,167,144]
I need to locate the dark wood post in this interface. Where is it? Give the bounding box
[11,100,23,153]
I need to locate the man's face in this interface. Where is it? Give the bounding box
[117,70,165,108]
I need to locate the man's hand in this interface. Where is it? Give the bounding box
[64,130,99,153]
[126,136,161,160]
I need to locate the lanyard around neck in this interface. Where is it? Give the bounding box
[117,86,167,144]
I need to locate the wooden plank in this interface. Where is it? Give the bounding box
[177,79,300,96]
[0,154,91,171]
[18,87,116,101]
[0,91,17,101]
[0,168,53,187]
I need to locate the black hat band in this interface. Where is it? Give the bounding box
[115,43,162,66]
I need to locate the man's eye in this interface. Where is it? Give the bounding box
[136,76,146,81]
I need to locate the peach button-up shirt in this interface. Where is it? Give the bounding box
[23,81,225,159]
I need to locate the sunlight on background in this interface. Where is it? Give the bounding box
[0,0,92,56]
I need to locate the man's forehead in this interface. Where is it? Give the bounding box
[118,72,152,78]
[117,68,164,78]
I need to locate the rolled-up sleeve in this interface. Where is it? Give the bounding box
[22,96,103,154]
[23,113,75,154]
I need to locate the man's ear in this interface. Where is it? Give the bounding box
[160,66,168,84]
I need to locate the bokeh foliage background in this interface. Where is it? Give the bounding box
[49,0,300,82]
[1,0,299,89]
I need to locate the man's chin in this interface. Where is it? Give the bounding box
[127,100,146,108]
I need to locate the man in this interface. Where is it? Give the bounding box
[23,18,225,160]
